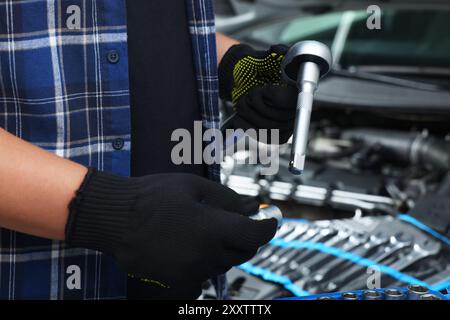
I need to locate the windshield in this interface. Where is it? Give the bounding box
[242,9,450,71]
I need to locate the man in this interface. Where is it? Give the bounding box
[0,0,297,299]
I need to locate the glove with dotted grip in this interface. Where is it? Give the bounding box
[218,44,297,144]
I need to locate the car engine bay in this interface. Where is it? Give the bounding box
[203,103,450,300]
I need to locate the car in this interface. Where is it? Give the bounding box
[212,1,450,300]
[220,0,450,114]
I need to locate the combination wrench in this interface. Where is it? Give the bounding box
[255,226,328,269]
[300,232,385,285]
[249,223,308,266]
[337,233,415,291]
[266,228,338,273]
[272,227,352,276]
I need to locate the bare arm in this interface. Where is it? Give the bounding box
[0,128,87,240]
[0,33,241,242]
[216,32,240,63]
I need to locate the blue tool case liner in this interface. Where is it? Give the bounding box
[279,287,450,300]
[238,215,450,298]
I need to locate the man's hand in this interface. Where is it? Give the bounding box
[218,44,297,144]
[66,169,277,299]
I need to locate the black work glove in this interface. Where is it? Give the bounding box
[219,44,297,144]
[66,168,277,299]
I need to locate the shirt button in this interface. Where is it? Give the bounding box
[112,138,124,150]
[107,50,120,64]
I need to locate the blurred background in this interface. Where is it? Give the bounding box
[206,0,450,300]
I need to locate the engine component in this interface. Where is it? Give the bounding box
[223,164,398,216]
[217,104,450,300]
[408,173,450,237]
[221,126,450,218]
[342,129,450,172]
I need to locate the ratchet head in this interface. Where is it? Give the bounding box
[282,40,333,87]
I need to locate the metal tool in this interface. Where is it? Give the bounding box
[349,238,440,292]
[250,223,297,264]
[337,233,414,292]
[239,216,449,297]
[420,294,442,300]
[275,228,352,276]
[250,224,308,266]
[341,292,358,300]
[384,289,405,300]
[214,205,283,300]
[388,239,441,271]
[285,219,388,284]
[422,267,450,286]
[281,41,332,174]
[250,204,283,227]
[267,228,337,273]
[317,232,392,290]
[407,284,429,300]
[286,287,449,300]
[259,220,331,271]
[317,296,335,300]
[295,232,369,281]
[259,227,320,267]
[296,232,385,291]
[256,226,326,269]
[363,290,384,300]
[249,206,285,259]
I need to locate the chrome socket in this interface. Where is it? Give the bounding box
[384,289,405,300]
[407,284,429,300]
[341,292,359,300]
[420,294,442,300]
[317,296,336,300]
[363,290,383,300]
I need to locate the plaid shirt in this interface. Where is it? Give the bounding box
[0,0,219,299]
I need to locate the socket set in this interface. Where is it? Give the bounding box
[239,215,450,297]
[281,285,450,300]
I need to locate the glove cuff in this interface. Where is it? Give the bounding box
[218,44,256,101]
[65,168,142,254]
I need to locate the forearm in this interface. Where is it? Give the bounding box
[216,32,240,64]
[0,128,87,240]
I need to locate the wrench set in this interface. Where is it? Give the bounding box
[240,216,450,296]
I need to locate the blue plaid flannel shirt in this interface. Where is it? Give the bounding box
[0,0,220,299]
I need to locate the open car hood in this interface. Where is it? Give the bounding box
[258,0,450,10]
